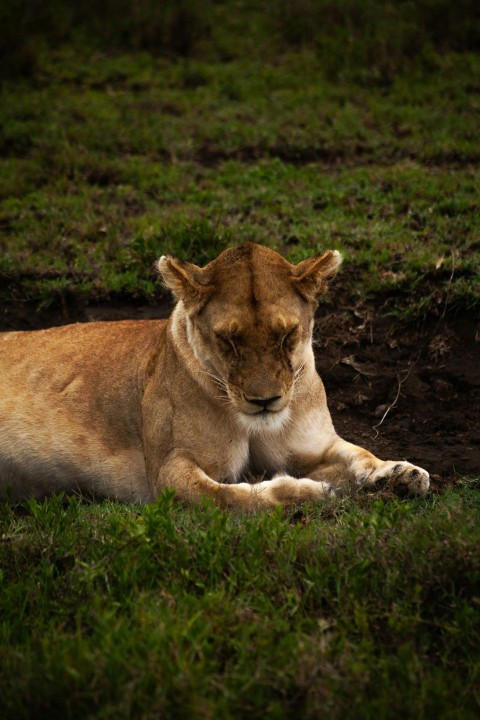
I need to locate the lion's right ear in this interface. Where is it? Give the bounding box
[156,256,214,313]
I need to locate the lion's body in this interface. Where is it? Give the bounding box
[0,243,429,508]
[0,320,157,501]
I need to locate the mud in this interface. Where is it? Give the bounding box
[1,289,479,487]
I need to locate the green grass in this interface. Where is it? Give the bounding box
[3,1,480,80]
[1,487,479,718]
[1,49,479,315]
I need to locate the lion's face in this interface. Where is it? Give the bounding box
[158,243,341,432]
[189,293,312,431]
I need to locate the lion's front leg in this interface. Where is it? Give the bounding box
[154,453,336,510]
[329,438,430,496]
[319,438,430,497]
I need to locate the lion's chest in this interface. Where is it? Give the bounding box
[222,436,250,483]
[248,433,290,477]
[223,431,289,483]
[223,407,336,482]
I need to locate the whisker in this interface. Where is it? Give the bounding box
[289,362,306,402]
[199,368,228,391]
[293,362,306,383]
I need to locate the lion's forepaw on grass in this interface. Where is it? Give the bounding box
[366,462,430,497]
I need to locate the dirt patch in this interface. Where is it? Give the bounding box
[1,290,479,486]
[316,303,480,487]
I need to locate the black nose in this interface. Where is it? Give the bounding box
[245,395,281,410]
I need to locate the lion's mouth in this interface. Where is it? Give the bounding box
[244,400,290,418]
[236,404,291,433]
[227,388,291,419]
[242,394,285,414]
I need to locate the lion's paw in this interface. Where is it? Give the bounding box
[368,461,430,497]
[262,475,337,505]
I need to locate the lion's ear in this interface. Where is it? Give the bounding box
[157,256,213,313]
[291,250,342,302]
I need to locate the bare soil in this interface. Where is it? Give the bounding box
[314,295,480,488]
[1,288,479,488]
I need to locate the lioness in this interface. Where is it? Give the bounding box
[0,243,429,508]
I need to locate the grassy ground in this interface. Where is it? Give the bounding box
[1,3,480,717]
[1,486,479,719]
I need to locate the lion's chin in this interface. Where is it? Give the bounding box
[236,407,291,435]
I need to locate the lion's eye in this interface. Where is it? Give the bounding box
[280,327,298,351]
[216,333,239,357]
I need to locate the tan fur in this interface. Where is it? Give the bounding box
[0,243,429,508]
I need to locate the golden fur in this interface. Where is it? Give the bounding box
[0,243,429,508]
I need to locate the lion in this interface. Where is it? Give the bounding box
[0,243,429,508]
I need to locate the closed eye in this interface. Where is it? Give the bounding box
[280,326,299,351]
[216,332,240,357]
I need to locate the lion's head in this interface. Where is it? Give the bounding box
[158,243,341,432]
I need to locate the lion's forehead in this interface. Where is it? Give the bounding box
[208,245,297,306]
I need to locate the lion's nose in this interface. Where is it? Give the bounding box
[245,394,282,410]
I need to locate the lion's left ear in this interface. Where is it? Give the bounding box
[157,256,214,313]
[291,250,342,302]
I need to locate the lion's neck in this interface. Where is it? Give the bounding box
[168,303,220,396]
